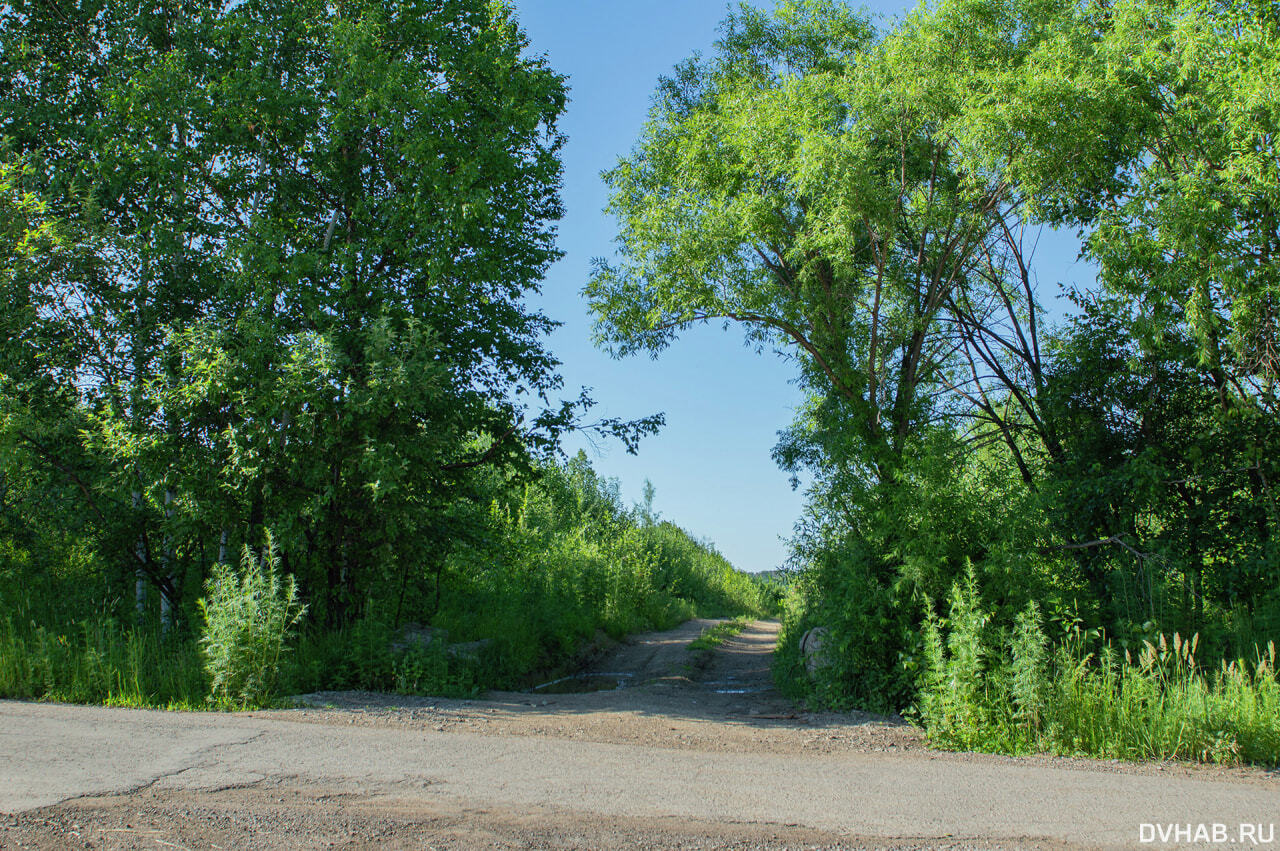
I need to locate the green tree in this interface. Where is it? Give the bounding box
[588,0,1063,489]
[587,0,1077,710]
[960,0,1279,411]
[592,0,1280,714]
[0,0,656,626]
[959,0,1280,639]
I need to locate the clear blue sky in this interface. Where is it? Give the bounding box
[507,1,1091,573]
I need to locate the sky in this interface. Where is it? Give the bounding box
[505,1,1092,573]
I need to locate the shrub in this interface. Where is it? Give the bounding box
[1009,602,1049,734]
[773,546,913,714]
[198,535,306,708]
[917,565,990,746]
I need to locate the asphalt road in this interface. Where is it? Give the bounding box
[3,698,1277,849]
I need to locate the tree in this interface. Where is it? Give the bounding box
[959,0,1280,632]
[587,0,1083,707]
[592,0,1280,712]
[587,0,1063,489]
[964,0,1280,414]
[1040,293,1279,633]
[0,0,655,626]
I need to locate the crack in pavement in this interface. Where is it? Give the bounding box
[131,730,279,800]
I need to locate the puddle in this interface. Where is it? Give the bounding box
[530,672,634,694]
[704,679,767,695]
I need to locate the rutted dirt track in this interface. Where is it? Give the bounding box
[2,620,1276,850]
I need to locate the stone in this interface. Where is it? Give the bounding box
[390,623,445,653]
[446,638,493,661]
[800,626,832,674]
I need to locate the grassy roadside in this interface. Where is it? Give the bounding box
[1,456,769,711]
[911,579,1280,768]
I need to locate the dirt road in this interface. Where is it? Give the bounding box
[2,620,1276,849]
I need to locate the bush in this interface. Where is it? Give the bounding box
[198,536,306,708]
[773,545,914,714]
[918,565,990,745]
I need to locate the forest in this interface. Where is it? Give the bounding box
[2,0,1278,767]
[589,0,1279,763]
[0,0,766,709]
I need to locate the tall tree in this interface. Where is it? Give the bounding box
[588,0,1060,488]
[0,0,655,625]
[964,0,1280,413]
[959,0,1280,625]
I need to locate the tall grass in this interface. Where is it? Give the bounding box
[917,576,1280,767]
[0,614,205,708]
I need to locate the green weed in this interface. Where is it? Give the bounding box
[198,537,307,709]
[689,618,750,653]
[915,578,1280,767]
[0,614,206,707]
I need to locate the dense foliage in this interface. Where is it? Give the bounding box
[592,0,1279,762]
[285,453,767,697]
[0,0,662,633]
[0,451,766,706]
[0,450,762,701]
[0,0,754,707]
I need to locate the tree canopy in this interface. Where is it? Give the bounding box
[0,0,655,626]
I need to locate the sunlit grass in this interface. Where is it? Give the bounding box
[689,617,750,653]
[918,580,1280,767]
[0,614,208,709]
